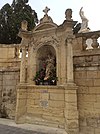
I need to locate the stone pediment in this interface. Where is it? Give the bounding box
[33,7,57,32]
[33,22,57,31]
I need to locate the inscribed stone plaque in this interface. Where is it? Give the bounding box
[40,90,49,108]
[40,100,48,108]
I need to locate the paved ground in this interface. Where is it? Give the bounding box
[0,124,43,134]
[0,118,67,134]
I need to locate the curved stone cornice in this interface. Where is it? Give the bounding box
[33,22,57,32]
[31,36,60,52]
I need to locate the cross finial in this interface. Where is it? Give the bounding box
[43,6,50,15]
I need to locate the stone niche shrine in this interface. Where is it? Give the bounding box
[1,6,100,134]
[15,7,79,134]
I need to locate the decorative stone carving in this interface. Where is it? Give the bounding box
[43,6,50,15]
[65,8,73,20]
[44,54,55,80]
[40,15,53,23]
[32,36,59,52]
[15,7,80,134]
[21,20,28,31]
[91,35,99,49]
[40,7,53,23]
[78,7,90,33]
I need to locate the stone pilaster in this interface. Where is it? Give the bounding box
[64,84,79,134]
[15,85,27,123]
[60,40,67,85]
[56,48,61,85]
[67,38,74,83]
[20,46,26,83]
[65,38,79,134]
[28,45,36,84]
[27,45,31,83]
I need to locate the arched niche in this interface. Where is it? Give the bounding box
[35,45,57,85]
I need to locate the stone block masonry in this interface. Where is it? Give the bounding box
[0,68,20,119]
[1,8,100,134]
[16,85,65,129]
[74,53,100,134]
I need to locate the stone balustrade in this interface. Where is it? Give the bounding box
[14,44,28,58]
[75,30,100,50]
[0,44,21,59]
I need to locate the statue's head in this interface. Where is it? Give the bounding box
[21,20,28,31]
[65,8,73,20]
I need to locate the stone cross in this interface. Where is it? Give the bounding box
[43,6,50,15]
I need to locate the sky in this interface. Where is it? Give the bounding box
[0,0,100,31]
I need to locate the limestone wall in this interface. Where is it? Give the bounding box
[1,39,100,134]
[0,44,20,119]
[0,44,20,59]
[0,47,15,59]
[16,85,65,128]
[74,51,100,134]
[0,68,20,119]
[0,44,21,68]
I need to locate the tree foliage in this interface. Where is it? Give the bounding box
[0,0,38,44]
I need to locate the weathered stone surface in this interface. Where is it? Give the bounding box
[0,7,100,134]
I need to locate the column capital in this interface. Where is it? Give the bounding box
[65,37,74,45]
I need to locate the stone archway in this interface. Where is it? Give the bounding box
[35,45,57,85]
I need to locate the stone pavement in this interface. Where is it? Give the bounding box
[0,118,67,134]
[0,124,42,134]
